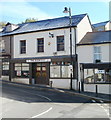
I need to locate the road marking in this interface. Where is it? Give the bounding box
[100,100,104,103]
[20,90,52,102]
[58,90,65,93]
[31,107,52,118]
[91,99,109,117]
[2,85,52,102]
[2,85,53,119]
[92,100,96,102]
[96,101,110,117]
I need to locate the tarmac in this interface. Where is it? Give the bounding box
[1,80,111,103]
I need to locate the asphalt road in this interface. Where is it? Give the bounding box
[0,81,110,119]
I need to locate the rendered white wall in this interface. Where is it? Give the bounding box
[78,45,93,63]
[50,79,70,89]
[1,76,9,81]
[12,78,29,84]
[102,44,110,62]
[13,28,73,58]
[84,84,110,94]
[105,22,111,30]
[78,44,111,64]
[77,15,92,43]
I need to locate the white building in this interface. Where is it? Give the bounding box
[92,21,111,31]
[1,13,92,89]
[77,30,111,94]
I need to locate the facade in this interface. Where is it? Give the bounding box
[77,30,111,94]
[0,23,19,80]
[0,35,12,80]
[92,21,111,32]
[1,14,92,89]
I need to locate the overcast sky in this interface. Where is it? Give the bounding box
[0,0,110,24]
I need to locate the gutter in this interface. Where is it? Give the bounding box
[0,25,77,37]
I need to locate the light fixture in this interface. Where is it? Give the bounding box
[49,32,54,38]
[63,7,69,13]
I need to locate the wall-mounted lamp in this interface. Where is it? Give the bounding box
[49,32,54,38]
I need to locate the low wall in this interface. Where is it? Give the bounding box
[72,79,78,90]
[50,79,70,89]
[12,78,29,84]
[84,84,111,94]
[1,76,9,81]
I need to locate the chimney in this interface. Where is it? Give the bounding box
[5,22,19,32]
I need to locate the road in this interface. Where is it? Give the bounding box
[0,81,110,119]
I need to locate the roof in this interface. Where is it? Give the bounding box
[92,21,110,28]
[78,30,111,45]
[0,14,87,36]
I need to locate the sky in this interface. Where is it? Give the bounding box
[0,0,110,24]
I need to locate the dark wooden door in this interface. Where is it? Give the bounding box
[32,63,49,85]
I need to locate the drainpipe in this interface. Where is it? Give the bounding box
[74,27,78,91]
[9,36,12,81]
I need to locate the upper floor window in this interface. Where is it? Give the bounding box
[20,40,26,54]
[0,40,5,53]
[93,46,101,63]
[57,36,64,51]
[37,38,44,53]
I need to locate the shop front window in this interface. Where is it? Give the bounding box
[2,62,9,70]
[50,62,73,78]
[94,69,105,83]
[14,63,29,78]
[84,68,110,83]
[50,65,60,78]
[84,69,94,83]
[2,62,9,75]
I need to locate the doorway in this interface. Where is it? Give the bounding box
[32,63,49,85]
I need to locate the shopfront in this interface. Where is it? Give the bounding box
[10,55,77,88]
[80,63,111,93]
[1,55,11,81]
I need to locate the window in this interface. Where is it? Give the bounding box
[37,38,44,52]
[93,46,101,62]
[2,62,9,76]
[20,40,26,54]
[57,36,64,51]
[50,62,72,78]
[84,69,94,83]
[50,65,61,78]
[2,62,9,70]
[14,63,29,78]
[84,68,110,83]
[0,40,5,53]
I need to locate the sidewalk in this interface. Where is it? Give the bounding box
[1,80,111,103]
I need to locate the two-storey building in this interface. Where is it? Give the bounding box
[0,23,19,80]
[77,30,111,94]
[92,21,111,31]
[2,14,92,89]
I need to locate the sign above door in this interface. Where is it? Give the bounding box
[26,59,51,63]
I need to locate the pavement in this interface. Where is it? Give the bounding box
[1,80,111,103]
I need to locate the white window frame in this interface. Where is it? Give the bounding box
[93,46,102,62]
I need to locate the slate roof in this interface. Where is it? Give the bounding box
[0,14,87,36]
[78,30,111,45]
[92,21,110,28]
